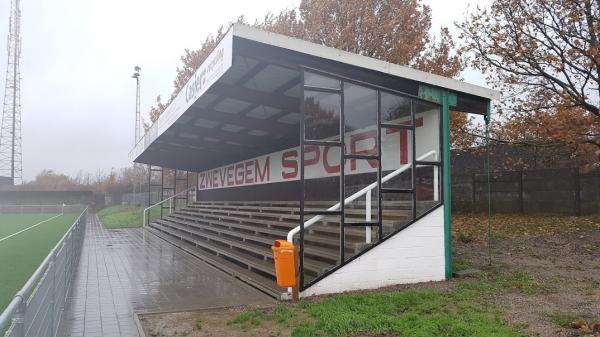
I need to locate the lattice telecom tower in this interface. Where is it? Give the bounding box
[0,0,23,185]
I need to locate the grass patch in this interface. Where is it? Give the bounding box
[453,258,472,272]
[548,311,580,328]
[228,289,525,337]
[98,205,160,229]
[492,271,547,295]
[0,213,79,311]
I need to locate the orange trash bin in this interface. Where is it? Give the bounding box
[272,240,298,288]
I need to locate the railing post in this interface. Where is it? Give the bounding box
[365,190,372,244]
[12,298,26,337]
[49,251,56,336]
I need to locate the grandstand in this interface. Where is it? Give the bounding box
[130,24,499,298]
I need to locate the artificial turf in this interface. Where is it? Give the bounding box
[0,213,60,238]
[0,213,79,312]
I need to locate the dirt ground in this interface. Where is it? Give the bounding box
[140,215,600,337]
[140,306,291,337]
[455,228,600,337]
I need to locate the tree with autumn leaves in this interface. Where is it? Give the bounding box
[459,0,600,169]
[148,0,599,169]
[147,0,472,144]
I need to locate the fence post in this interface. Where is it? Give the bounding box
[518,171,524,214]
[365,190,372,244]
[574,168,581,216]
[471,173,477,213]
[50,251,57,336]
[12,299,26,337]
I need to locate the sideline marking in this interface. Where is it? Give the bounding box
[0,213,63,243]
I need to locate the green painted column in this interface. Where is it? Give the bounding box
[418,85,454,280]
[440,90,452,279]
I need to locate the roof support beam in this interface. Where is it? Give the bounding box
[172,123,276,148]
[187,106,298,136]
[209,82,299,112]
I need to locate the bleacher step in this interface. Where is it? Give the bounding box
[145,226,283,299]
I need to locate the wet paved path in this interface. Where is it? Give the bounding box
[58,214,273,337]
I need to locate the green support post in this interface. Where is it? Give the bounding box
[440,90,452,279]
[418,85,454,280]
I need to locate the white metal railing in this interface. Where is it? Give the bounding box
[0,207,88,337]
[142,186,196,226]
[287,150,438,242]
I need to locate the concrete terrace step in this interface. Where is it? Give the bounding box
[172,210,371,243]
[176,208,405,241]
[147,201,433,299]
[157,216,344,264]
[188,202,414,215]
[149,220,331,278]
[186,204,412,220]
[145,226,283,299]
[156,217,342,264]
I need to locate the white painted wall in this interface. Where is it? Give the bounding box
[301,206,446,297]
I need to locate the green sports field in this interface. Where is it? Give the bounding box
[0,212,80,312]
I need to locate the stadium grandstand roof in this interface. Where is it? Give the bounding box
[130,23,499,172]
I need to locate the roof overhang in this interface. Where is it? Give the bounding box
[130,24,499,172]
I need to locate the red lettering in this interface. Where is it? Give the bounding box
[226,166,234,186]
[235,163,244,185]
[198,172,205,189]
[212,169,218,187]
[323,147,340,173]
[282,150,298,179]
[245,161,254,184]
[219,167,226,187]
[205,171,211,188]
[304,146,320,166]
[256,157,270,182]
[385,117,424,165]
[350,130,378,170]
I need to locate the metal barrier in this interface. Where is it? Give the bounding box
[142,186,196,226]
[287,150,438,242]
[0,207,88,337]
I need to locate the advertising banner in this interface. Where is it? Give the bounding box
[199,112,439,190]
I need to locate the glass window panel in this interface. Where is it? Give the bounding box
[304,90,341,140]
[302,215,340,285]
[344,83,377,134]
[416,164,441,217]
[303,145,340,211]
[381,92,411,125]
[382,193,413,237]
[381,127,412,189]
[415,101,441,162]
[304,72,341,90]
[344,159,379,224]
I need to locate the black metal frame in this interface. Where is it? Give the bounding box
[147,166,192,226]
[298,66,444,291]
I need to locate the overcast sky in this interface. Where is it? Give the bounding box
[0,0,490,181]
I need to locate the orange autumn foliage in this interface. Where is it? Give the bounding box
[147,0,474,148]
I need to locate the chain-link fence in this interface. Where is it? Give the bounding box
[453,168,600,215]
[0,208,88,337]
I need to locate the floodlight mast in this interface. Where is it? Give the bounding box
[131,66,142,205]
[0,0,23,185]
[132,66,141,144]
